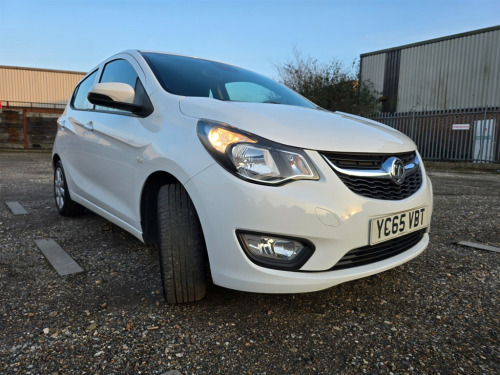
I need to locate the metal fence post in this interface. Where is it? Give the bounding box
[22,108,28,149]
[410,110,415,141]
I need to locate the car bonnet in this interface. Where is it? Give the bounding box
[179,97,416,153]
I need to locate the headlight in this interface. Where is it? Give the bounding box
[197,120,319,185]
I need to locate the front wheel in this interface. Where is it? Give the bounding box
[157,183,207,304]
[54,161,85,216]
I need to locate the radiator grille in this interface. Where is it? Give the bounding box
[322,151,422,200]
[323,151,416,170]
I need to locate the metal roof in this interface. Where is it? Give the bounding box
[0,65,86,75]
[361,25,500,57]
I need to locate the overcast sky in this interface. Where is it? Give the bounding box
[1,0,499,78]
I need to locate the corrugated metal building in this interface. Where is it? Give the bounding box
[360,26,500,113]
[0,66,85,106]
[1,66,86,150]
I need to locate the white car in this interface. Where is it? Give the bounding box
[52,50,433,304]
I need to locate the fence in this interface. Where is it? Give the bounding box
[369,107,500,163]
[0,101,65,150]
[1,100,66,110]
[1,100,500,163]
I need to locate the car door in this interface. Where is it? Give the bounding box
[77,56,149,230]
[62,70,99,198]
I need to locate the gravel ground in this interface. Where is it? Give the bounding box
[0,151,499,375]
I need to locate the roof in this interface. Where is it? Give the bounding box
[0,65,86,75]
[360,25,500,57]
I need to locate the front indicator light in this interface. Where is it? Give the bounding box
[237,231,315,270]
[207,126,256,153]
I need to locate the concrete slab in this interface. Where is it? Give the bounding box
[457,241,500,253]
[5,201,28,215]
[34,238,83,276]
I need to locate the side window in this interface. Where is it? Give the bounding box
[100,59,139,88]
[97,59,147,113]
[72,70,97,110]
[225,82,279,103]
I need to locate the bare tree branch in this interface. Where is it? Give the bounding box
[274,48,380,116]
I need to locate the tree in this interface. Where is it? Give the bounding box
[274,48,380,116]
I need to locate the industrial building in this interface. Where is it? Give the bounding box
[0,65,85,107]
[360,25,500,113]
[361,26,500,163]
[0,66,85,149]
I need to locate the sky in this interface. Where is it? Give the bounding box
[0,0,499,79]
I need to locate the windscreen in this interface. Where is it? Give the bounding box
[140,52,316,108]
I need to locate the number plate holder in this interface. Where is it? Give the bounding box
[370,206,428,245]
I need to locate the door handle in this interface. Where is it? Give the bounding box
[84,121,93,132]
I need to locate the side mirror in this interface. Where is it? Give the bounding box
[88,82,142,113]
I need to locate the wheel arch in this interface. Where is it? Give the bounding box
[52,153,61,168]
[140,171,182,244]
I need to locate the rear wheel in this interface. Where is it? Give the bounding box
[157,183,207,304]
[54,161,85,216]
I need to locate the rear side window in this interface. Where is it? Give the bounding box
[72,70,97,110]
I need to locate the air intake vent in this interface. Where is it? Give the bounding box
[330,229,425,270]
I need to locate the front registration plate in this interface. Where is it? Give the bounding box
[370,206,428,245]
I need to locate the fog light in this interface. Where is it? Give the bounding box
[237,231,315,270]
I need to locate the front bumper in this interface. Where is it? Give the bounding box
[185,150,433,293]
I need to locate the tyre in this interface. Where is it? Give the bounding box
[157,183,207,304]
[54,161,85,216]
